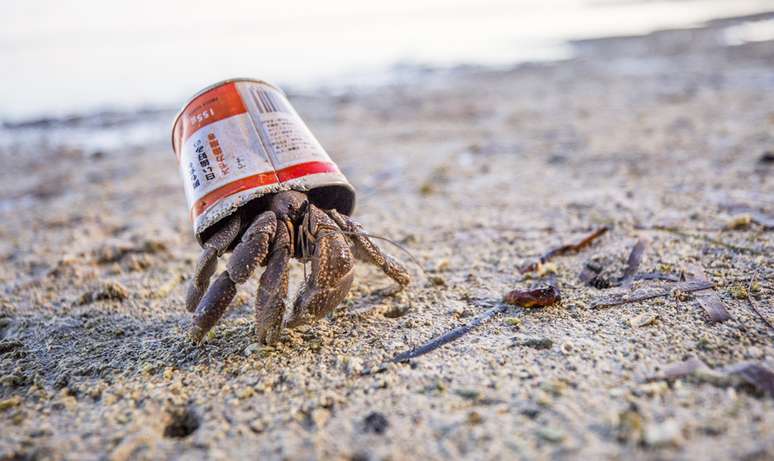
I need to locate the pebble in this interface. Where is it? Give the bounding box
[644,419,682,447]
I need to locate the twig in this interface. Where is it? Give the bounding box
[521,226,609,273]
[591,280,714,309]
[746,272,774,331]
[621,239,647,287]
[392,303,507,362]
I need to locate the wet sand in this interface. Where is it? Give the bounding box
[1,14,773,460]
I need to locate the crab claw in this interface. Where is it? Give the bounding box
[286,204,354,328]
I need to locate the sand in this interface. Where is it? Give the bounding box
[1,13,773,461]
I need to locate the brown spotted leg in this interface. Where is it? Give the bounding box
[254,221,292,344]
[190,211,277,342]
[185,214,242,312]
[326,209,410,287]
[286,205,355,328]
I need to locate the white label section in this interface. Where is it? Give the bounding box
[236,81,334,171]
[179,112,275,209]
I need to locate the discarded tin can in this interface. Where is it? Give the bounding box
[171,78,355,244]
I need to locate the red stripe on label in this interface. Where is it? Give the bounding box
[191,161,340,218]
[276,160,340,182]
[173,82,247,158]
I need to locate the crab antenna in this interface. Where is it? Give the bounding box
[336,230,427,276]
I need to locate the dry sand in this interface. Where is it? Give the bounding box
[1,14,773,461]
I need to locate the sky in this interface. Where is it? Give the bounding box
[2,0,773,119]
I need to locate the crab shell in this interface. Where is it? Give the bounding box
[171,78,355,246]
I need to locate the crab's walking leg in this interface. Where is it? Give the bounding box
[254,221,291,344]
[326,209,410,287]
[286,205,355,327]
[185,214,242,312]
[190,211,277,342]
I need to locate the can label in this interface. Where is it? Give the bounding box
[171,80,354,240]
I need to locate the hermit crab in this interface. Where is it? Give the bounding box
[172,79,409,344]
[184,190,410,344]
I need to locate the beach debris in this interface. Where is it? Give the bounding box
[536,426,565,443]
[643,419,683,447]
[171,80,410,346]
[503,285,561,308]
[725,214,752,230]
[511,335,553,350]
[744,272,773,331]
[632,272,681,283]
[590,280,713,309]
[628,312,658,327]
[684,264,731,323]
[520,226,609,273]
[362,412,389,435]
[759,151,774,164]
[392,303,507,362]
[648,357,774,397]
[579,262,611,288]
[620,239,647,287]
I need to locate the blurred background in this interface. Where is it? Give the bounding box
[3,0,773,122]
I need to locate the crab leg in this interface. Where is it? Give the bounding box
[286,205,355,327]
[185,214,242,312]
[190,211,277,342]
[326,209,410,287]
[254,221,292,344]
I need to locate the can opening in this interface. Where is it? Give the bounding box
[196,185,355,248]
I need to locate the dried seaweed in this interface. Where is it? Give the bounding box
[590,280,714,309]
[503,285,561,308]
[392,304,508,363]
[520,227,609,273]
[620,239,647,287]
[685,264,731,323]
[745,272,774,331]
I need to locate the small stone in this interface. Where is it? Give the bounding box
[504,317,522,328]
[244,343,261,356]
[729,285,748,300]
[430,275,446,286]
[0,395,22,411]
[454,388,481,400]
[466,411,483,425]
[362,412,389,434]
[513,336,553,350]
[311,408,330,427]
[629,312,658,327]
[725,214,752,230]
[536,427,565,443]
[536,262,558,277]
[644,419,682,447]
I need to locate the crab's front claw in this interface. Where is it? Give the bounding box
[286,205,355,328]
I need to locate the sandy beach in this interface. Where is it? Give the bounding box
[1,12,773,460]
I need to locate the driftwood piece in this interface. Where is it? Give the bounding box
[590,280,714,309]
[684,264,731,323]
[520,227,608,273]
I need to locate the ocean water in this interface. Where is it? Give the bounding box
[2,0,773,121]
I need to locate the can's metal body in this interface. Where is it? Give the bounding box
[171,78,355,244]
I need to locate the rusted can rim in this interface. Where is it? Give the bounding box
[170,77,285,154]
